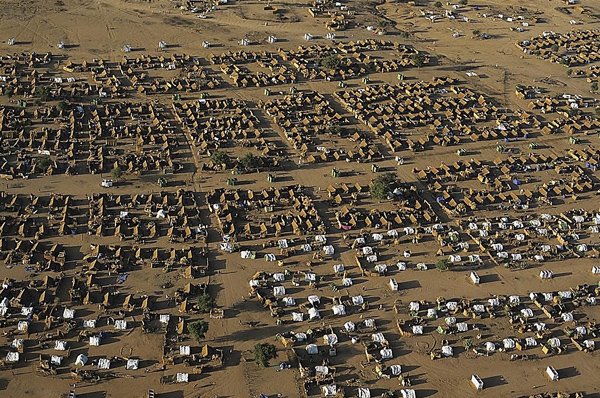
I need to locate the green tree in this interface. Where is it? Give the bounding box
[210,150,230,166]
[435,259,449,271]
[111,165,123,180]
[591,81,598,92]
[324,124,343,136]
[463,338,473,350]
[410,52,426,68]
[458,0,467,4]
[36,85,52,102]
[188,320,209,342]
[434,1,443,8]
[36,155,52,170]
[57,101,69,112]
[196,293,215,313]
[320,55,342,69]
[253,343,277,367]
[369,172,397,201]
[238,153,260,171]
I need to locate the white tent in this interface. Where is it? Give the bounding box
[502,339,515,350]
[411,325,423,335]
[306,344,318,355]
[97,358,111,369]
[380,348,393,359]
[84,319,96,328]
[308,308,320,320]
[176,373,189,383]
[126,359,139,370]
[115,320,128,330]
[332,304,346,316]
[324,334,338,346]
[400,390,416,398]
[273,286,286,296]
[471,374,484,390]
[321,385,337,397]
[358,388,371,398]
[180,346,191,355]
[390,364,402,375]
[292,312,304,322]
[283,297,295,306]
[441,345,453,357]
[55,341,68,351]
[75,354,88,366]
[5,352,19,363]
[546,366,559,381]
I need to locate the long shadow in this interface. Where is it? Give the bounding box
[558,366,580,379]
[482,375,508,388]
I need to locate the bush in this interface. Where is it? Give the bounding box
[238,153,260,171]
[57,101,69,112]
[320,54,342,69]
[196,293,215,313]
[253,343,277,367]
[36,155,52,170]
[210,150,230,166]
[566,68,572,76]
[111,165,123,179]
[458,0,467,4]
[592,81,598,92]
[410,52,426,68]
[434,1,443,8]
[369,172,397,201]
[435,259,449,271]
[188,320,209,342]
[324,124,343,136]
[36,85,52,102]
[595,107,600,118]
[463,338,473,350]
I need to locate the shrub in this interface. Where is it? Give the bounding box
[238,153,260,171]
[36,85,52,102]
[57,101,69,112]
[369,172,397,201]
[210,150,230,166]
[410,52,426,67]
[111,165,123,179]
[320,54,342,69]
[435,259,449,271]
[592,81,598,92]
[324,124,343,136]
[36,155,52,170]
[253,343,277,367]
[458,0,467,5]
[196,293,215,313]
[463,338,473,350]
[434,1,443,8]
[188,320,209,342]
